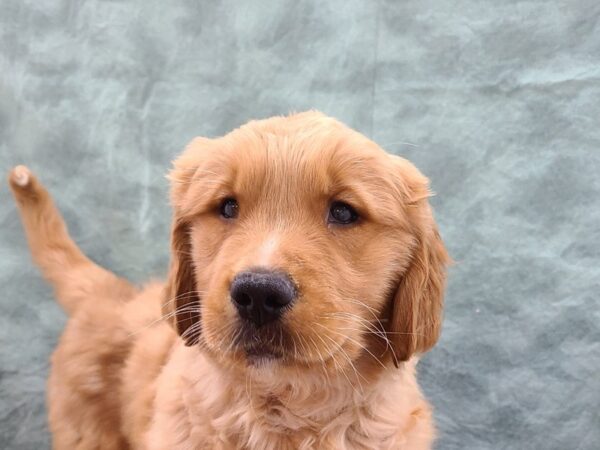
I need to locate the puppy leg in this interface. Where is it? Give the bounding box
[8,165,136,314]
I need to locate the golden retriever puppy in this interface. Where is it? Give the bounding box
[9,111,449,450]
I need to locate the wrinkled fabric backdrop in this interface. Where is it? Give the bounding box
[1,0,599,449]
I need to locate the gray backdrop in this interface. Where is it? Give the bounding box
[1,1,599,449]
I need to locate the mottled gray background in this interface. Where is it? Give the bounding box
[1,0,599,449]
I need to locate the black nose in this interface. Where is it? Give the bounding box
[230,270,296,327]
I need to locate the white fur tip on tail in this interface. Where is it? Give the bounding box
[12,165,31,187]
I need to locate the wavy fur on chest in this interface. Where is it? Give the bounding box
[145,342,433,450]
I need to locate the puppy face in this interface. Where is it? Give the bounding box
[163,112,448,373]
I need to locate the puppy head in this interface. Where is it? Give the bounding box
[162,112,449,374]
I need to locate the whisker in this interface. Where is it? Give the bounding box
[380,140,420,148]
[315,332,353,391]
[318,325,386,370]
[325,312,390,340]
[316,331,364,394]
[306,333,332,386]
[127,302,203,338]
[342,328,427,336]
[342,298,379,314]
[225,327,243,354]
[323,311,399,362]
[338,301,390,343]
[160,289,207,308]
[181,320,202,342]
[291,330,300,361]
[211,324,233,353]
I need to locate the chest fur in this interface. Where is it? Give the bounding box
[145,348,432,450]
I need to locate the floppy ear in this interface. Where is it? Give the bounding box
[386,157,450,364]
[161,138,210,346]
[162,218,201,345]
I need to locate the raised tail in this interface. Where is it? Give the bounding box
[8,165,137,315]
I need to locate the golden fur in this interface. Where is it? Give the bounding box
[9,111,449,449]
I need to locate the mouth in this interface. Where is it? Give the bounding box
[231,321,288,363]
[245,343,282,357]
[243,344,283,365]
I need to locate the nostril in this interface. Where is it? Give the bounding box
[264,295,281,310]
[235,292,252,307]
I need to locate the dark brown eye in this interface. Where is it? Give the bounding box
[328,201,359,225]
[220,198,239,219]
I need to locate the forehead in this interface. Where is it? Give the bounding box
[210,116,391,196]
